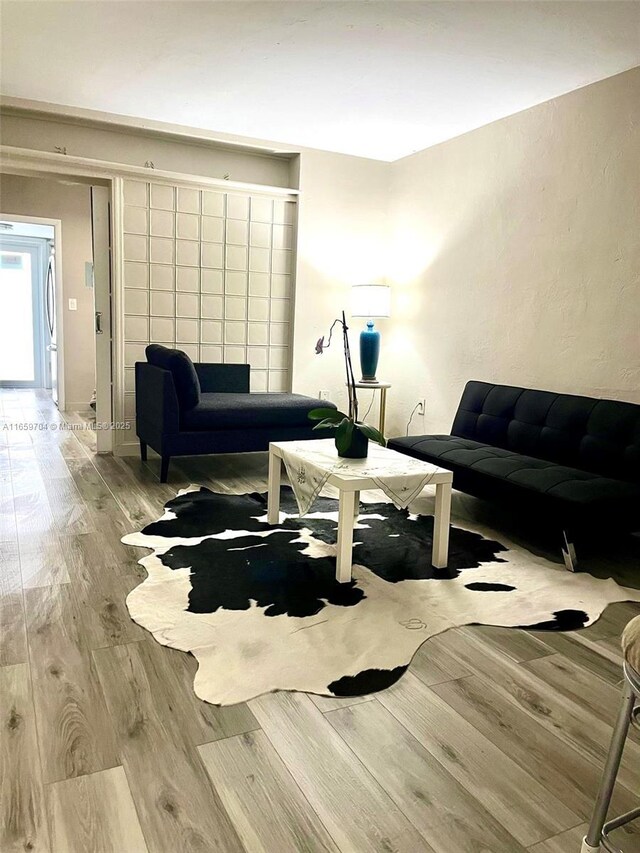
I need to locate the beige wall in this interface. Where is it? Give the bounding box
[1,112,292,188]
[0,174,95,407]
[386,66,640,436]
[291,148,390,419]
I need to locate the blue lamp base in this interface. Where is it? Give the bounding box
[359,320,380,382]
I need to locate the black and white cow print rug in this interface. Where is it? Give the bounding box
[123,485,640,706]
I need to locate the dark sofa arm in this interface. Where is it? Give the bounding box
[135,363,180,447]
[195,363,250,393]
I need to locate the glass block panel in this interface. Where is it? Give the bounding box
[248,298,269,322]
[176,240,200,267]
[201,295,224,319]
[272,249,292,275]
[150,184,175,210]
[250,196,274,223]
[124,368,135,393]
[124,343,147,367]
[270,323,290,346]
[124,205,148,235]
[224,346,246,363]
[124,234,148,262]
[124,262,148,289]
[176,213,200,240]
[202,243,224,269]
[176,293,199,318]
[149,237,175,265]
[201,269,224,293]
[176,318,198,343]
[271,299,291,322]
[271,274,291,298]
[248,272,270,296]
[124,180,148,206]
[149,209,175,238]
[226,219,249,245]
[247,347,268,369]
[272,224,294,250]
[251,371,268,392]
[150,264,175,291]
[225,271,248,295]
[202,190,226,217]
[269,347,289,369]
[225,296,247,320]
[225,245,248,271]
[227,195,250,220]
[150,291,175,316]
[180,343,199,360]
[176,267,199,292]
[249,222,271,248]
[273,200,296,225]
[124,316,148,342]
[248,323,269,345]
[224,322,247,345]
[177,187,201,214]
[150,317,175,342]
[200,344,223,362]
[201,216,224,243]
[268,370,289,391]
[201,320,223,344]
[249,247,270,273]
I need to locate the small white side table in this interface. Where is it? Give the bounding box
[349,381,391,434]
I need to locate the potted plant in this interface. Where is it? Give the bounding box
[308,311,386,458]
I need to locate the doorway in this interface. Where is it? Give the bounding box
[0,228,53,389]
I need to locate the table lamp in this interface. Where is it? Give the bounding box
[351,284,390,383]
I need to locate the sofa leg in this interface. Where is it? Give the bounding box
[160,455,170,483]
[140,440,147,462]
[562,530,578,572]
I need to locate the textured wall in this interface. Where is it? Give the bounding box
[0,174,95,407]
[386,67,640,437]
[291,148,390,421]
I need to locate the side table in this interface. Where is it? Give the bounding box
[349,381,391,434]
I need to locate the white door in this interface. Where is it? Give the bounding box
[91,186,113,453]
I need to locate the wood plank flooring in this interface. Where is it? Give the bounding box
[1,388,639,853]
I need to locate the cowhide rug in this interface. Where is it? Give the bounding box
[123,485,640,706]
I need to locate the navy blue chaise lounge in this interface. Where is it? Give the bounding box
[136,345,336,482]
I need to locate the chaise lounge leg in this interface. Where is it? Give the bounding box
[562,530,578,572]
[160,455,170,483]
[140,440,147,462]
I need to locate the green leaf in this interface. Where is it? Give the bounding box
[308,407,347,422]
[312,418,340,431]
[356,422,387,446]
[335,418,355,454]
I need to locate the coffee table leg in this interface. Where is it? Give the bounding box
[336,490,356,582]
[353,490,360,519]
[432,482,452,568]
[267,451,282,525]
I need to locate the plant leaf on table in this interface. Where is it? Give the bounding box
[335,418,355,455]
[356,421,387,446]
[308,407,348,423]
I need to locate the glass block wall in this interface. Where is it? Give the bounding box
[121,179,297,427]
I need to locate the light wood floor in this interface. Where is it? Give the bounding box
[1,388,639,853]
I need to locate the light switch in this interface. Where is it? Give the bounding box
[68,298,77,311]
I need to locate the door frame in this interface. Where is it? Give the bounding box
[0,213,65,408]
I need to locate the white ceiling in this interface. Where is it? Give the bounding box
[1,1,639,161]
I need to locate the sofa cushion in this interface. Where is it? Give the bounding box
[450,381,640,483]
[182,392,336,431]
[388,434,640,509]
[146,345,200,411]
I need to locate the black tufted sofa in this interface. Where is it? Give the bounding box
[389,381,640,541]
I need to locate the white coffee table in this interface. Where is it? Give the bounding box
[267,439,453,583]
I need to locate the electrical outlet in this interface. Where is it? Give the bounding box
[319,390,332,401]
[417,398,426,416]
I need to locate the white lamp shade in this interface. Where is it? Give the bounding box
[351,284,391,318]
